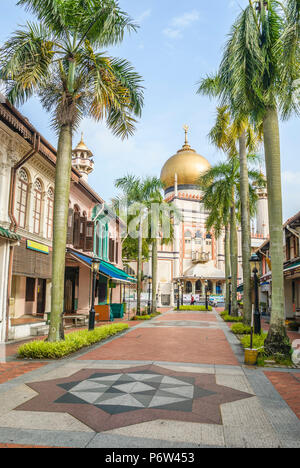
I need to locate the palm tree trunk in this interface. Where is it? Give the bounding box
[151,238,158,314]
[136,220,143,316]
[239,131,252,325]
[263,107,289,355]
[230,191,239,317]
[225,225,231,311]
[48,124,72,342]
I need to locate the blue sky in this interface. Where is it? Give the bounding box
[1,0,299,220]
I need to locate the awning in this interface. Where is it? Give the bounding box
[182,261,225,280]
[67,250,136,284]
[284,261,300,273]
[0,226,20,241]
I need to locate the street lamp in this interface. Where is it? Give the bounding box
[176,279,181,310]
[204,279,208,310]
[181,281,184,306]
[88,257,100,331]
[250,253,261,335]
[228,276,232,316]
[147,276,152,314]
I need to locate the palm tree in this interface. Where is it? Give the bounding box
[0,0,144,342]
[115,175,163,316]
[198,0,300,354]
[200,105,262,324]
[148,192,177,314]
[205,193,231,312]
[199,158,264,317]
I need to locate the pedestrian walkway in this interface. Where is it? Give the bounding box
[0,308,299,448]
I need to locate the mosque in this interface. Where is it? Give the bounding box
[142,126,269,307]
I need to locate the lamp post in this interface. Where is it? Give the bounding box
[250,253,261,335]
[204,279,208,310]
[147,276,152,314]
[176,279,181,310]
[88,257,100,331]
[228,276,232,316]
[181,281,184,306]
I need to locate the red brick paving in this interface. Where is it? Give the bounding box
[0,362,46,384]
[156,313,217,322]
[78,327,239,366]
[3,320,139,358]
[265,371,300,419]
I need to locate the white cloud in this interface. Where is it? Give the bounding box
[136,9,151,23]
[171,10,200,28]
[163,10,200,40]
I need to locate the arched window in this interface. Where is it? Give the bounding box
[16,168,29,229]
[46,187,54,239]
[184,230,192,255]
[195,231,202,245]
[185,281,192,294]
[195,280,202,293]
[33,179,43,234]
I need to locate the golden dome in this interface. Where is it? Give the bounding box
[160,128,211,189]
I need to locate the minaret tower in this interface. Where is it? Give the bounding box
[255,174,269,238]
[72,133,94,182]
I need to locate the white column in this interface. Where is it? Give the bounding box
[170,282,175,307]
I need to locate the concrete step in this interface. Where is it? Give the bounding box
[30,324,49,336]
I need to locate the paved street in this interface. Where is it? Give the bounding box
[0,309,299,448]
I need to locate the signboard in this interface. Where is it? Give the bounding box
[26,240,49,255]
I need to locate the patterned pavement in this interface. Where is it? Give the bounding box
[0,308,299,448]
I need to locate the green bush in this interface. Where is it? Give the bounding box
[179,305,212,311]
[18,323,129,359]
[221,314,243,322]
[231,323,251,335]
[131,315,151,321]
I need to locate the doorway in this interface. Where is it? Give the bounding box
[36,278,46,316]
[64,267,79,313]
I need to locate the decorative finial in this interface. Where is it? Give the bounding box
[80,131,84,142]
[183,124,189,145]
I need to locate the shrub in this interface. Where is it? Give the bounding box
[179,305,212,311]
[240,332,267,350]
[221,314,243,322]
[231,323,251,335]
[18,323,129,359]
[131,315,151,321]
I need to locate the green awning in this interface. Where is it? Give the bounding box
[68,250,137,284]
[0,226,20,241]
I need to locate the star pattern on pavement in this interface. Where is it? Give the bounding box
[15,365,253,432]
[55,370,212,414]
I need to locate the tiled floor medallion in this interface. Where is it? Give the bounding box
[15,366,253,432]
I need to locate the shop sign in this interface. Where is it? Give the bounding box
[26,240,49,255]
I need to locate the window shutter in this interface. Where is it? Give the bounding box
[67,208,74,245]
[85,221,94,252]
[79,217,87,250]
[115,242,119,264]
[73,212,81,248]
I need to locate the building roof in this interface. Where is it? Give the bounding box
[0,226,20,241]
[182,261,225,280]
[0,95,105,206]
